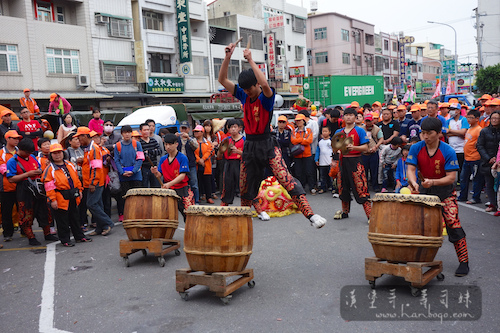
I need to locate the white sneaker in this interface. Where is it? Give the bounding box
[258,212,270,221]
[310,214,326,229]
[332,193,339,198]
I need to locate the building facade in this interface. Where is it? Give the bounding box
[478,0,500,68]
[306,12,375,77]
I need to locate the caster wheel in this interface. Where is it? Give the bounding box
[179,292,189,301]
[220,295,232,305]
[369,280,376,289]
[437,273,445,281]
[410,286,421,297]
[175,249,181,256]
[141,249,147,256]
[123,257,130,267]
[247,280,255,288]
[158,257,166,267]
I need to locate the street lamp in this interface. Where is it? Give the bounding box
[427,21,458,94]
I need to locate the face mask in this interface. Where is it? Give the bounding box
[104,125,113,133]
[449,110,457,118]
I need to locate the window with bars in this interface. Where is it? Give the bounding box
[56,6,64,23]
[342,52,350,65]
[384,40,389,51]
[314,27,327,40]
[109,18,132,38]
[239,28,263,50]
[315,52,328,64]
[295,46,304,61]
[46,48,79,74]
[375,56,384,71]
[214,58,239,80]
[292,16,305,33]
[143,11,164,31]
[101,62,136,83]
[192,56,209,76]
[384,58,389,69]
[0,44,19,72]
[149,53,171,73]
[392,41,397,52]
[365,34,374,46]
[341,29,349,42]
[355,55,361,66]
[392,59,398,70]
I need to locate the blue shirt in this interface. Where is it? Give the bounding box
[114,140,144,182]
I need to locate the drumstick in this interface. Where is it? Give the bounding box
[225,37,243,53]
[146,156,163,185]
[246,35,252,49]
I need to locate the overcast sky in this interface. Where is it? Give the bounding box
[287,0,479,64]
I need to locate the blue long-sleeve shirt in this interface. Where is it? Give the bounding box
[395,157,418,186]
[114,140,143,182]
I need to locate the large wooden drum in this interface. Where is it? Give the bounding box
[184,205,253,273]
[368,193,444,263]
[123,188,180,241]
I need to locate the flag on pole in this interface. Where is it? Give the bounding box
[432,81,441,99]
[445,74,452,95]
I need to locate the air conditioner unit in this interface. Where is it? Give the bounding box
[95,14,108,25]
[352,31,357,36]
[76,74,89,87]
[277,55,284,61]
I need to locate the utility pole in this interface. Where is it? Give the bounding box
[474,7,483,68]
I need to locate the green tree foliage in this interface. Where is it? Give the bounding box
[476,64,500,94]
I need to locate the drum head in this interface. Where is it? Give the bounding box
[123,188,180,199]
[371,193,443,207]
[186,205,253,216]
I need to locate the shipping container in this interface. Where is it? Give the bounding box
[303,75,384,107]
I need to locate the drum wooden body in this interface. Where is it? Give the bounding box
[184,205,253,273]
[123,188,179,241]
[368,193,444,263]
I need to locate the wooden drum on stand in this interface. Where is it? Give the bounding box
[123,188,180,241]
[368,193,444,263]
[184,205,254,273]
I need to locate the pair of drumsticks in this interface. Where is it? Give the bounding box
[225,36,251,53]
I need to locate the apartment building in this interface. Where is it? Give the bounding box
[306,12,375,77]
[374,32,399,94]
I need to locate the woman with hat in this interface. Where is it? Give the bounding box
[291,113,315,194]
[42,143,92,247]
[48,93,71,115]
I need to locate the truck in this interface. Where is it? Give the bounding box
[439,93,476,107]
[302,75,385,107]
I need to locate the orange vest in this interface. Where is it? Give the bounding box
[82,142,105,188]
[42,161,82,210]
[0,147,17,192]
[19,97,40,118]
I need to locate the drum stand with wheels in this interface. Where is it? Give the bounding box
[175,268,255,305]
[365,257,445,297]
[120,238,181,267]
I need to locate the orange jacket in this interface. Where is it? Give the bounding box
[291,128,313,158]
[195,139,213,175]
[0,147,17,192]
[100,146,111,179]
[42,161,82,210]
[36,154,50,171]
[19,97,40,117]
[82,141,105,188]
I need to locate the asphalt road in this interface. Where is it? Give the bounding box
[1,190,499,333]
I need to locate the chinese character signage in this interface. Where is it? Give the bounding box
[176,0,191,63]
[267,33,275,79]
[146,77,185,93]
[398,40,406,87]
[258,63,268,80]
[267,15,284,29]
[289,66,305,78]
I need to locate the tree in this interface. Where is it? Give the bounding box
[476,64,500,94]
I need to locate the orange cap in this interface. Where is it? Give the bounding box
[49,143,64,153]
[489,98,500,106]
[397,105,406,111]
[278,115,288,122]
[372,101,381,107]
[23,88,30,93]
[410,104,421,112]
[448,98,459,104]
[295,114,306,121]
[372,111,380,119]
[420,104,427,110]
[49,93,58,102]
[479,106,484,112]
[132,130,141,137]
[4,130,22,139]
[90,131,100,137]
[73,127,91,137]
[439,102,450,109]
[387,104,397,110]
[424,100,429,104]
[479,94,492,101]
[350,101,359,108]
[0,110,14,118]
[311,110,317,116]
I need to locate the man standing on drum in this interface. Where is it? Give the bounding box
[407,117,470,277]
[152,133,194,221]
[219,42,326,228]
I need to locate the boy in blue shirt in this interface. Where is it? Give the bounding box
[114,125,144,197]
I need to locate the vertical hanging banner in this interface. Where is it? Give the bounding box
[176,0,191,63]
[267,33,276,79]
[398,41,406,88]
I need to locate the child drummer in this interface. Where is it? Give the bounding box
[152,133,194,221]
[218,41,326,228]
[407,117,470,277]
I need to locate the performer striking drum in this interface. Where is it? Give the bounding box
[218,42,326,228]
[407,117,470,277]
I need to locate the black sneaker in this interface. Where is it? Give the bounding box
[44,234,59,242]
[455,262,469,277]
[29,238,42,246]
